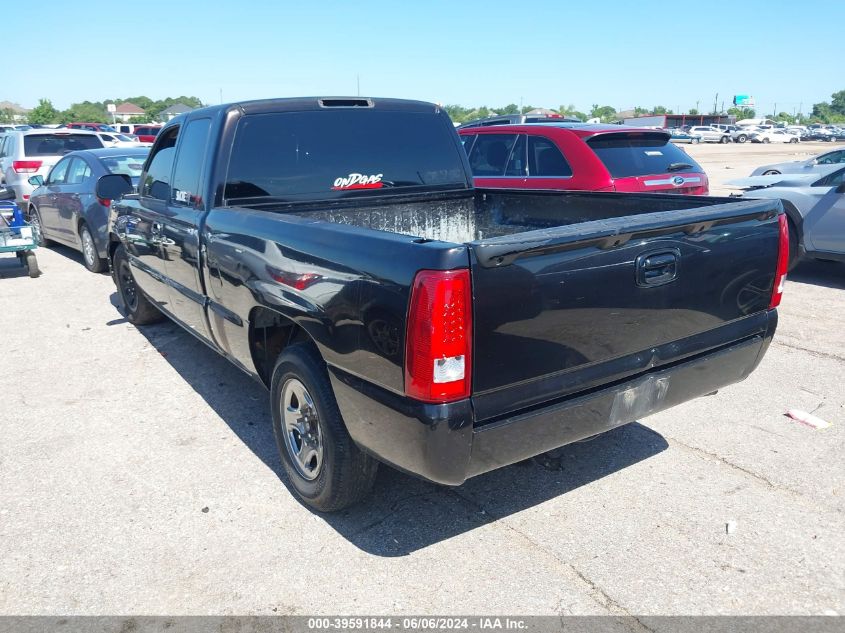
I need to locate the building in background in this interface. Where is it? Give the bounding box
[160,103,194,121]
[113,102,146,122]
[623,113,735,128]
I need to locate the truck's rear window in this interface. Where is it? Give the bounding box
[224,110,468,203]
[24,134,102,156]
[587,133,702,178]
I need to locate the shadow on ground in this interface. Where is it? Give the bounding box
[0,254,31,278]
[115,294,669,557]
[789,259,845,290]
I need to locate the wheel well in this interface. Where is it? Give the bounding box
[108,237,121,262]
[248,307,314,386]
[779,200,801,237]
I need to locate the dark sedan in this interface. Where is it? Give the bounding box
[26,148,148,272]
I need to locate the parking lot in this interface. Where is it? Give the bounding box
[0,142,843,617]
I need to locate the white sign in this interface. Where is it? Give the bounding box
[106,103,116,113]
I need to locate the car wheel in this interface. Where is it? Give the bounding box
[25,251,39,278]
[113,244,164,325]
[737,134,748,143]
[27,206,51,247]
[270,343,378,512]
[762,170,781,175]
[720,135,729,144]
[693,137,700,144]
[790,138,799,144]
[80,223,106,273]
[762,138,770,144]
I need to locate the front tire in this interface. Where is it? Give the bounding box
[720,135,729,144]
[737,134,748,143]
[80,223,106,273]
[270,343,378,512]
[113,244,164,324]
[762,170,781,175]
[27,206,51,247]
[762,138,770,144]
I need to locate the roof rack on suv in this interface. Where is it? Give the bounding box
[457,114,582,129]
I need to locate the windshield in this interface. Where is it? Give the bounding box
[24,134,103,156]
[587,133,703,178]
[225,110,468,203]
[100,153,148,185]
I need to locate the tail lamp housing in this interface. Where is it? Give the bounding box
[770,213,789,309]
[405,269,472,403]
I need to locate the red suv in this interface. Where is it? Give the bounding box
[133,126,162,143]
[67,122,117,132]
[458,123,709,195]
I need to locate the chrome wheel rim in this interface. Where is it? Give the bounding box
[281,378,323,480]
[82,228,96,266]
[29,211,43,244]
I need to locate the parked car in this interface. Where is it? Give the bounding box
[668,128,702,144]
[458,123,709,194]
[750,146,845,175]
[0,129,105,202]
[750,129,800,144]
[66,122,118,132]
[687,126,731,143]
[95,132,151,148]
[26,147,149,272]
[727,165,845,269]
[132,125,162,143]
[97,97,783,511]
[458,114,582,129]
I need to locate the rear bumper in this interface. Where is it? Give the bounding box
[330,310,777,485]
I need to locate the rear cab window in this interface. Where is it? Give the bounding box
[24,134,102,156]
[586,132,703,178]
[224,110,467,204]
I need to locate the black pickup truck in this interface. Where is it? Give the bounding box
[97,97,788,511]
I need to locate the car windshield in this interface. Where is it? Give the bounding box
[23,134,102,156]
[100,153,148,185]
[587,132,703,178]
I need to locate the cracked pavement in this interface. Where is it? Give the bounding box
[0,143,843,618]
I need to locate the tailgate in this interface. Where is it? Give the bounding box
[469,199,781,421]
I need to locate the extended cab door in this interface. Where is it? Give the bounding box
[158,116,215,341]
[123,126,180,308]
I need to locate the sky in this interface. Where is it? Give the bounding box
[6,0,842,117]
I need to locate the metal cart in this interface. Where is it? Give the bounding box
[0,199,39,278]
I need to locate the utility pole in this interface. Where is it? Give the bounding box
[713,93,718,115]
[696,100,700,113]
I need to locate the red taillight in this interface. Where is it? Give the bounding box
[13,160,42,173]
[405,269,472,403]
[266,266,322,290]
[97,197,111,208]
[770,213,789,309]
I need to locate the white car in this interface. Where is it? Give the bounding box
[687,126,731,143]
[751,129,800,144]
[95,132,151,148]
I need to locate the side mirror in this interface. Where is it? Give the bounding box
[96,173,133,201]
[836,182,845,194]
[0,185,16,201]
[28,175,44,187]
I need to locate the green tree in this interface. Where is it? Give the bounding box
[633,106,649,116]
[728,106,756,120]
[60,101,109,123]
[520,104,534,114]
[27,98,61,124]
[829,90,845,115]
[0,108,15,123]
[129,114,153,124]
[688,108,699,115]
[589,104,617,122]
[499,103,520,115]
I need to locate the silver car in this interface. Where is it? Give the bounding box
[0,129,104,203]
[750,146,845,176]
[687,126,731,143]
[727,164,845,269]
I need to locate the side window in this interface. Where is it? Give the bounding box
[47,158,72,185]
[171,118,211,207]
[813,168,845,188]
[66,158,92,185]
[504,134,527,177]
[529,136,573,177]
[140,126,179,201]
[460,134,476,156]
[0,136,6,158]
[818,151,844,165]
[468,134,517,176]
[101,134,114,142]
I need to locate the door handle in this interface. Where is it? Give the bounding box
[636,250,680,287]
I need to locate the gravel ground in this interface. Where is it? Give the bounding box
[0,143,843,618]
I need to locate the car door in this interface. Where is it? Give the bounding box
[121,125,180,308]
[54,157,92,242]
[803,168,845,255]
[36,157,72,238]
[158,116,215,341]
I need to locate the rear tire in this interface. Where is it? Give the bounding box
[80,223,106,273]
[790,138,799,144]
[737,134,748,143]
[720,135,729,144]
[762,170,781,175]
[762,138,770,144]
[113,244,164,324]
[270,343,378,512]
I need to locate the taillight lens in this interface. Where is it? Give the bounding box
[97,197,111,208]
[13,160,42,173]
[770,213,789,309]
[405,269,472,403]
